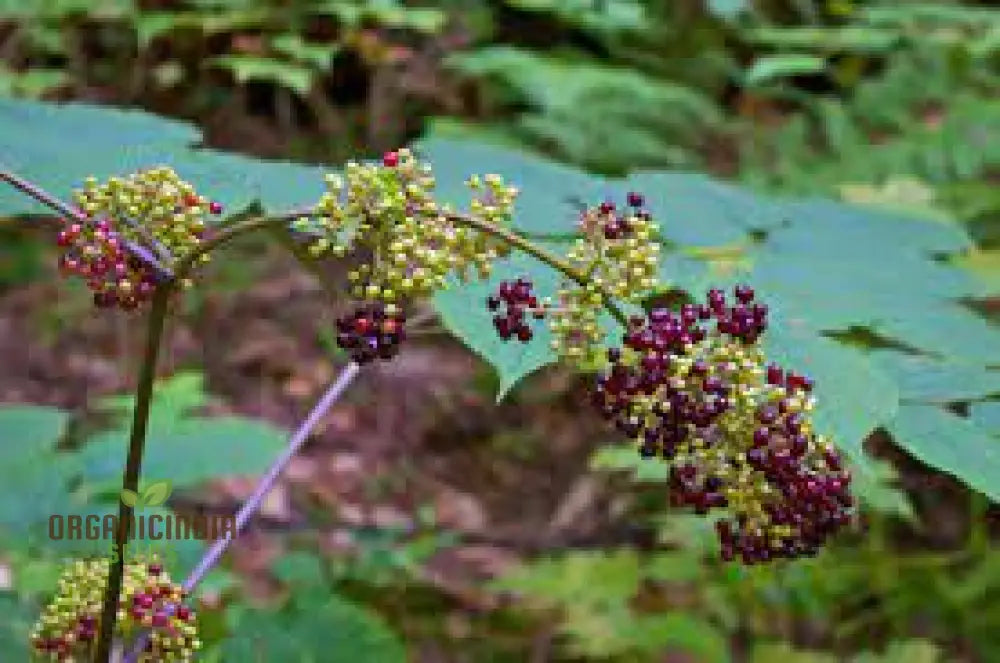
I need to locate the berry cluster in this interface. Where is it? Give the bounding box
[56,219,160,310]
[591,285,853,563]
[568,193,659,301]
[335,302,406,364]
[295,148,518,304]
[548,283,607,368]
[63,168,222,309]
[487,277,546,342]
[30,557,200,661]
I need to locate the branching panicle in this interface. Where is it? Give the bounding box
[1,148,858,662]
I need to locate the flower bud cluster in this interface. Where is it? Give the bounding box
[296,149,518,304]
[591,286,853,563]
[568,194,659,302]
[63,168,221,309]
[548,283,607,368]
[30,557,200,661]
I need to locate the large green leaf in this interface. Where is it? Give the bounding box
[970,401,1000,434]
[216,593,407,662]
[0,406,78,537]
[76,417,287,492]
[0,593,36,661]
[0,98,328,218]
[887,404,1000,501]
[871,352,1000,402]
[763,323,899,472]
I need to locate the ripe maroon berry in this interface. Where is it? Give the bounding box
[734,284,754,303]
[336,303,405,364]
[383,151,399,167]
[209,201,223,215]
[487,277,544,343]
[626,191,644,207]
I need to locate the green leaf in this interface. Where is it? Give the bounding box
[590,443,669,482]
[119,489,139,507]
[0,593,36,661]
[0,66,67,99]
[970,401,1000,434]
[217,594,407,662]
[272,551,326,588]
[0,406,78,537]
[271,35,339,71]
[744,54,828,86]
[764,323,899,474]
[502,0,646,35]
[852,638,943,663]
[433,245,622,400]
[870,352,1000,402]
[626,613,730,662]
[742,26,902,53]
[443,47,722,174]
[98,372,208,432]
[76,373,288,492]
[887,404,1000,502]
[850,457,915,521]
[77,416,287,493]
[141,479,173,507]
[0,98,329,218]
[493,549,641,607]
[208,56,315,95]
[752,642,837,663]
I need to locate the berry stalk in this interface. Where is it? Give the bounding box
[93,285,171,663]
[90,210,320,661]
[445,211,630,328]
[123,361,362,662]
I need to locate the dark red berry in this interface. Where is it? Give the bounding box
[383,151,399,167]
[626,191,644,207]
[209,201,223,215]
[335,304,406,364]
[487,277,543,343]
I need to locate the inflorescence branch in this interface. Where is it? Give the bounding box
[2,148,855,663]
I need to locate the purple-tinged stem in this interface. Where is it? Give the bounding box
[0,167,174,280]
[123,361,362,661]
[0,166,87,221]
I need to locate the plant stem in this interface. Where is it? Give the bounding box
[0,167,172,280]
[0,167,87,221]
[93,285,171,663]
[447,213,631,328]
[166,210,314,286]
[123,362,362,662]
[91,212,311,662]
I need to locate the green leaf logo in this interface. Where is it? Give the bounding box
[119,489,139,507]
[141,480,172,507]
[120,480,172,509]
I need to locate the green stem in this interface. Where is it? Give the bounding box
[92,211,305,662]
[447,213,631,328]
[93,285,170,662]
